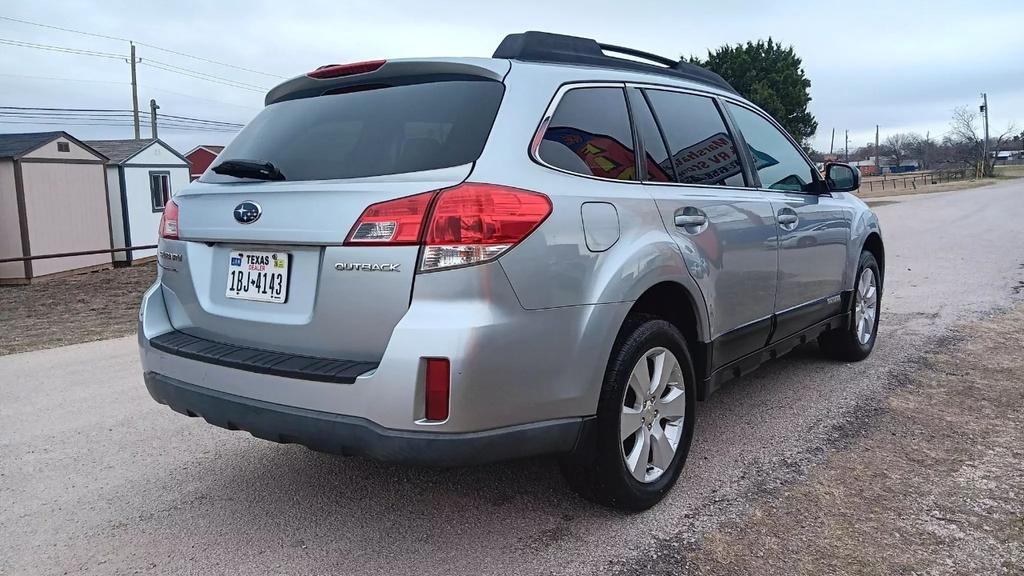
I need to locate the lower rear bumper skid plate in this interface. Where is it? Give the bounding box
[144,372,588,467]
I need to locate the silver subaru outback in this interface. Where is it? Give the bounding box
[140,31,883,510]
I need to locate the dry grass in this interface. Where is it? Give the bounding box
[0,262,157,355]
[995,165,1024,179]
[686,305,1024,575]
[856,177,997,199]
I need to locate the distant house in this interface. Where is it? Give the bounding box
[86,139,190,265]
[185,145,224,181]
[0,132,112,284]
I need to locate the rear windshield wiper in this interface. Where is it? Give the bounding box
[212,159,286,181]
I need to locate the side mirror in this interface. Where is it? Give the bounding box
[824,162,860,192]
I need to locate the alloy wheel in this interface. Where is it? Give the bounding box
[619,347,686,483]
[854,268,878,344]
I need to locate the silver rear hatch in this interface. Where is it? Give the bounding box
[158,64,507,362]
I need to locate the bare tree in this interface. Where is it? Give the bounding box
[948,106,1017,177]
[909,133,937,170]
[883,132,918,168]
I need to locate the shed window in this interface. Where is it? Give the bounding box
[57,141,70,152]
[149,172,171,211]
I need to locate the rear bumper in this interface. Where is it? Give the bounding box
[145,371,586,466]
[140,263,632,434]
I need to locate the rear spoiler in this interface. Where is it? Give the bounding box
[265,59,509,106]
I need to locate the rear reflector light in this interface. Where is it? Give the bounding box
[424,358,450,421]
[307,60,386,79]
[345,191,436,245]
[159,199,179,240]
[421,183,551,271]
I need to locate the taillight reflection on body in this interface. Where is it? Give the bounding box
[159,199,179,240]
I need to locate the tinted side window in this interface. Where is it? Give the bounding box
[645,90,744,187]
[726,103,817,192]
[539,88,637,181]
[627,89,673,182]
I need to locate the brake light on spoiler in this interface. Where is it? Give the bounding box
[306,60,386,79]
[345,183,551,272]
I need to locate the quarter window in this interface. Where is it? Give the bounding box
[725,103,817,192]
[150,172,171,211]
[538,87,637,181]
[644,90,744,187]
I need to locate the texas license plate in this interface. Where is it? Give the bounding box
[225,250,289,303]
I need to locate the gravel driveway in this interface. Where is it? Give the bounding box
[1,180,1023,575]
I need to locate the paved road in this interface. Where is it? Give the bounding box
[3,180,1023,576]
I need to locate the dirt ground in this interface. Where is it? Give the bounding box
[675,304,1024,575]
[0,262,157,355]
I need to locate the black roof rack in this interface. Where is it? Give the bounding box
[492,31,737,95]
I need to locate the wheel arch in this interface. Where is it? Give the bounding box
[621,281,709,388]
[861,232,885,290]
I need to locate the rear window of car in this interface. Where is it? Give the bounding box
[202,80,504,182]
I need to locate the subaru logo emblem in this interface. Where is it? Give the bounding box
[233,201,261,224]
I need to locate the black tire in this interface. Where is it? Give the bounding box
[559,315,697,511]
[819,251,881,361]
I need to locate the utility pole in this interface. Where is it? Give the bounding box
[980,93,990,176]
[829,128,835,156]
[874,125,880,174]
[149,99,160,139]
[129,42,140,140]
[844,130,849,162]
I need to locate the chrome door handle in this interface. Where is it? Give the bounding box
[777,213,798,225]
[675,214,707,227]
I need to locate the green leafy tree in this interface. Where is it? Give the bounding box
[690,39,818,145]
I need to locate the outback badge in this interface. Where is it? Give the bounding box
[334,262,401,272]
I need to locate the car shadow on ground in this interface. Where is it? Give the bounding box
[131,339,864,569]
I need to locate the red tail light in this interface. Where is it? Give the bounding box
[424,358,450,421]
[345,191,436,245]
[421,183,551,271]
[159,199,179,240]
[307,60,386,79]
[344,183,551,271]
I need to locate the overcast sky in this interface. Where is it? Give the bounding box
[1,0,1022,155]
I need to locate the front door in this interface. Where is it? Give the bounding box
[724,103,852,341]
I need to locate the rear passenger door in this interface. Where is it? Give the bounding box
[632,87,779,370]
[724,103,853,341]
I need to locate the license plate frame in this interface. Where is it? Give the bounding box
[225,249,290,304]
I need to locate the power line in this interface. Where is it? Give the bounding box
[0,14,127,42]
[141,58,269,91]
[0,73,260,110]
[0,106,246,128]
[0,119,240,132]
[0,35,269,93]
[135,41,286,80]
[140,61,266,92]
[0,15,287,79]
[151,112,246,127]
[0,37,123,59]
[0,72,127,85]
[139,84,260,111]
